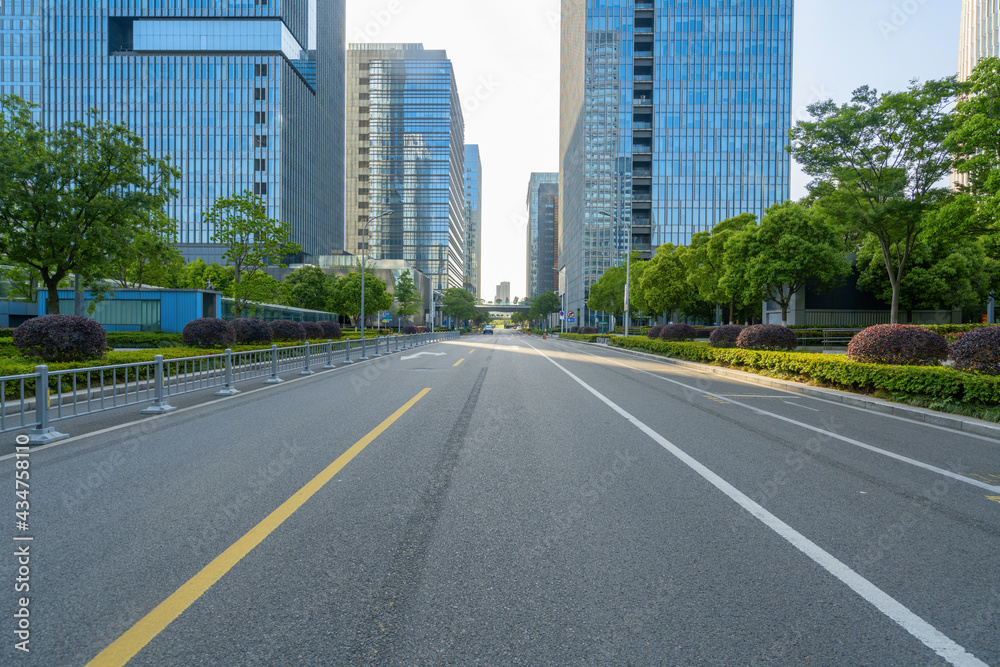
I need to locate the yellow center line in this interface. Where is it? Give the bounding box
[988,496,1000,505]
[453,358,465,367]
[87,388,432,667]
[469,349,475,354]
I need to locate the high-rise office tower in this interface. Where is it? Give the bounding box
[526,173,559,299]
[464,145,483,298]
[346,44,466,293]
[1,0,41,109]
[560,0,793,324]
[16,1,346,264]
[959,0,999,81]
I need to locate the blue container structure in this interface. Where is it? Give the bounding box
[37,289,223,333]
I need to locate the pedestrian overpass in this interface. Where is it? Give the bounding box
[476,304,531,314]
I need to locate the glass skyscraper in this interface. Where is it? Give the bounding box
[464,144,483,298]
[346,44,466,293]
[560,0,793,325]
[1,0,41,109]
[7,0,345,265]
[526,172,559,299]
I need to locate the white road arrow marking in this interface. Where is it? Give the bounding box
[401,352,447,361]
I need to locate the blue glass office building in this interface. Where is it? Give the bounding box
[560,0,793,325]
[346,44,466,293]
[18,0,345,264]
[1,0,42,108]
[464,144,483,297]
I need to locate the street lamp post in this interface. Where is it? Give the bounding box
[598,210,631,338]
[359,210,392,360]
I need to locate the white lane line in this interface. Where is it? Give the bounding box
[567,340,1000,446]
[783,401,822,412]
[525,340,987,667]
[564,344,1000,493]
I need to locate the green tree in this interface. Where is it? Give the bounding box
[528,290,561,326]
[641,244,690,321]
[0,95,180,314]
[587,264,626,320]
[330,272,393,328]
[945,57,1000,243]
[108,216,185,288]
[206,190,301,318]
[441,287,478,327]
[392,269,421,329]
[726,202,850,326]
[789,78,962,323]
[0,264,45,303]
[684,213,757,324]
[856,234,994,314]
[283,265,332,311]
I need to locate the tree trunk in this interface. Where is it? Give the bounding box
[234,265,243,319]
[44,275,62,315]
[729,297,735,326]
[890,279,900,325]
[780,300,789,327]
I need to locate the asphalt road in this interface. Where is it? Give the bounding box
[2,330,999,666]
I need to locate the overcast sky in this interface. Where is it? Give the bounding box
[344,0,962,300]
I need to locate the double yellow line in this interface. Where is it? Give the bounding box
[88,389,432,666]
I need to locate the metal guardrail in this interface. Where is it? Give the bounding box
[1,332,459,444]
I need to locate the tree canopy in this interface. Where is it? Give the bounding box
[393,269,421,327]
[283,265,332,311]
[0,94,180,314]
[789,77,962,323]
[441,287,478,326]
[330,272,393,328]
[207,190,301,318]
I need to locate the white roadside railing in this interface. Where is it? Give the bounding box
[1,331,460,444]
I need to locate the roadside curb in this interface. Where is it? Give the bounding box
[563,339,1000,441]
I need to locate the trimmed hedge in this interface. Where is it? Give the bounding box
[847,324,948,367]
[182,318,236,348]
[659,323,697,341]
[402,325,418,335]
[301,321,324,340]
[13,315,108,362]
[318,321,342,340]
[105,332,184,349]
[231,318,273,345]
[270,320,306,342]
[951,326,1000,375]
[737,325,798,351]
[647,325,664,339]
[610,337,1000,405]
[709,325,745,349]
[0,328,13,339]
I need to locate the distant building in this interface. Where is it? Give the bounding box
[560,0,793,326]
[345,44,466,293]
[464,145,484,297]
[10,1,347,264]
[495,282,511,305]
[525,173,559,299]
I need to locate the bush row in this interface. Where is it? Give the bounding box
[610,337,1000,405]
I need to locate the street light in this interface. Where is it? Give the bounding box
[598,210,631,338]
[359,209,393,360]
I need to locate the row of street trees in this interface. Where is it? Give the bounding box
[588,58,1000,326]
[0,93,433,328]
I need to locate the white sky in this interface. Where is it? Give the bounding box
[344,0,962,300]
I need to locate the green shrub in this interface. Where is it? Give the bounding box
[13,315,107,362]
[847,324,948,366]
[106,332,184,349]
[647,325,663,339]
[609,337,1000,406]
[301,321,324,340]
[318,321,342,339]
[0,328,13,338]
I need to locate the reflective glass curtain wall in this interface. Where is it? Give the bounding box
[560,0,793,327]
[464,144,483,297]
[36,0,344,264]
[1,0,42,109]
[346,44,466,293]
[526,172,558,299]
